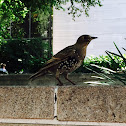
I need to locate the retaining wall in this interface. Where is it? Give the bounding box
[0,86,126,126]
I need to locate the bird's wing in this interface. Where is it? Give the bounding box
[37,45,75,71]
[45,45,75,65]
[53,45,75,58]
[29,45,75,80]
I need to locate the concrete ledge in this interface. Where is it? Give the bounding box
[0,87,54,119]
[0,73,107,86]
[0,74,30,86]
[57,86,126,123]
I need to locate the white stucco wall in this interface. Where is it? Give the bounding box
[53,0,126,57]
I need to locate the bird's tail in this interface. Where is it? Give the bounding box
[29,68,47,81]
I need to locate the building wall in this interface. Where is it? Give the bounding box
[53,0,126,57]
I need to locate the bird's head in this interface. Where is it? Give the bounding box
[76,35,98,46]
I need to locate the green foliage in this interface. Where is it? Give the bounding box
[0,0,102,40]
[0,0,27,22]
[53,0,102,18]
[0,38,52,73]
[84,42,126,85]
[0,0,52,40]
[85,54,125,71]
[32,9,52,37]
[0,0,28,39]
[20,0,102,17]
[75,54,125,73]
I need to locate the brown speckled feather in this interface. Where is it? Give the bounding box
[29,45,76,81]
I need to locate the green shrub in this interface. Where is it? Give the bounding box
[75,54,125,73]
[0,38,52,73]
[85,54,125,71]
[83,42,126,85]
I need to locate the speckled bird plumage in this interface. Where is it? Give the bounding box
[29,35,98,86]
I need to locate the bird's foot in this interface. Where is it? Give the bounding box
[71,82,76,85]
[57,82,63,86]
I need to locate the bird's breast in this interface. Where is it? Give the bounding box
[57,56,83,74]
[76,45,87,60]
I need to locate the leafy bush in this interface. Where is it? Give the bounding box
[85,55,125,71]
[75,54,125,73]
[0,38,52,73]
[83,42,126,85]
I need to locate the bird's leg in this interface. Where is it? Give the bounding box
[64,74,76,85]
[55,72,63,86]
[55,77,64,86]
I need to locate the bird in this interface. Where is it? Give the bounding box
[29,35,98,86]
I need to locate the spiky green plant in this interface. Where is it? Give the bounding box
[85,42,126,85]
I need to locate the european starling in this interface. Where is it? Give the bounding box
[29,35,98,86]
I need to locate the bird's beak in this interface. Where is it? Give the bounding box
[91,36,98,39]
